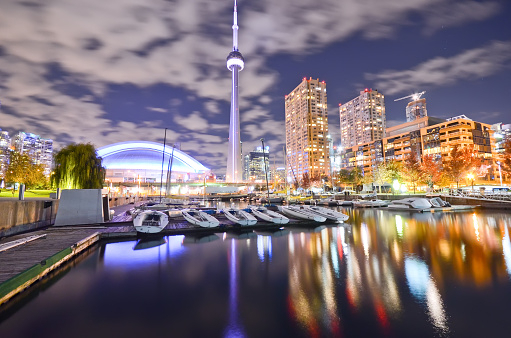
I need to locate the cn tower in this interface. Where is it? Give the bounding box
[226,0,244,183]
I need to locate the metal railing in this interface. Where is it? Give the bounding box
[443,189,511,202]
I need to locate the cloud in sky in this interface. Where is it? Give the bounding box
[0,0,504,172]
[422,1,501,35]
[367,40,511,95]
[147,107,168,113]
[174,111,209,131]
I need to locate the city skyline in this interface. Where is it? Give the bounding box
[0,0,510,174]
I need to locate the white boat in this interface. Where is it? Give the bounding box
[352,199,390,208]
[303,205,349,222]
[278,205,326,223]
[429,197,451,207]
[133,210,169,234]
[222,208,258,226]
[182,209,219,228]
[249,205,289,224]
[360,192,377,199]
[387,198,432,210]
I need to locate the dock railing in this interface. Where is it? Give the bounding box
[443,189,511,202]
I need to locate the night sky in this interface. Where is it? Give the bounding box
[0,0,510,174]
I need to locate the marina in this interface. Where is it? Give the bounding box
[0,0,510,336]
[1,205,511,337]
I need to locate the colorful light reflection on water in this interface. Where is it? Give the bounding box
[2,209,511,337]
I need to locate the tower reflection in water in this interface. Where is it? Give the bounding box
[224,239,246,338]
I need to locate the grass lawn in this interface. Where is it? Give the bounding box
[0,189,55,198]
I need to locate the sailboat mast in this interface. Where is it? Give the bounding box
[159,128,167,203]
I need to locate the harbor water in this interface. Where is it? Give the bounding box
[2,207,511,337]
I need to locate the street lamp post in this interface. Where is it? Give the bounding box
[203,175,206,203]
[497,161,503,187]
[261,138,270,201]
[160,128,168,203]
[467,173,475,191]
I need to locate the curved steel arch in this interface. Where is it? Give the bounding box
[97,141,209,173]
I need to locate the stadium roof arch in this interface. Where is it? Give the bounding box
[97,141,209,173]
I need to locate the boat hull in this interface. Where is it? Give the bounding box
[388,198,432,210]
[278,206,326,222]
[182,209,219,228]
[303,206,349,222]
[352,199,390,208]
[250,206,289,224]
[133,210,169,234]
[223,209,257,226]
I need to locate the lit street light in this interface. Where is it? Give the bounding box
[261,138,270,201]
[467,173,475,191]
[496,161,503,187]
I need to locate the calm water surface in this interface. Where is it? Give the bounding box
[2,207,511,337]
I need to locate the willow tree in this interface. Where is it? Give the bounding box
[52,143,105,189]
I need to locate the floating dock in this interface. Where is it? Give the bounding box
[385,205,477,213]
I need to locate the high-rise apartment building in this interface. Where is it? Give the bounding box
[491,122,511,153]
[0,129,11,180]
[285,78,330,182]
[243,146,271,182]
[340,115,496,183]
[406,98,427,122]
[13,132,53,176]
[339,89,385,148]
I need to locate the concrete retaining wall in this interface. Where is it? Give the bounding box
[0,200,59,238]
[108,195,145,208]
[54,189,105,226]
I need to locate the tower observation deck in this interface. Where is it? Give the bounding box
[226,0,244,183]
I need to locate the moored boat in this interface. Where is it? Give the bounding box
[352,199,390,208]
[278,205,326,223]
[182,209,220,228]
[222,208,258,226]
[429,197,451,207]
[249,205,289,224]
[387,198,432,210]
[133,210,169,234]
[303,205,349,222]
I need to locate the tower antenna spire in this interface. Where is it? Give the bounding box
[233,0,239,51]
